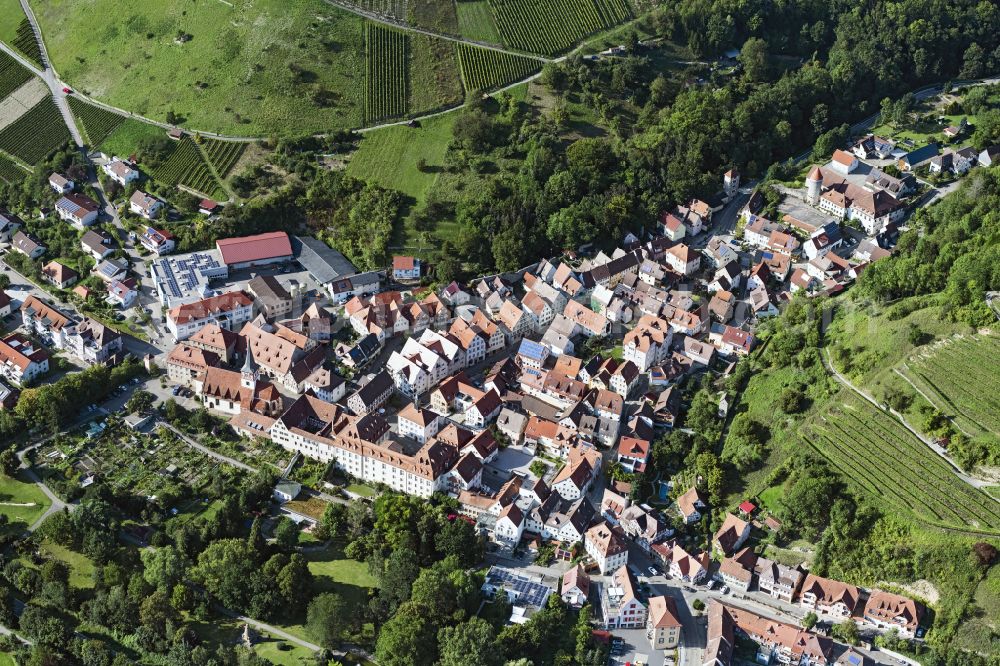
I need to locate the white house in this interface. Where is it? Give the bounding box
[130,191,165,220]
[397,404,442,443]
[102,158,140,186]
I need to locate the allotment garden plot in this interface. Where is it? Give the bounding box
[805,392,1000,535]
[900,332,1000,438]
[35,424,222,507]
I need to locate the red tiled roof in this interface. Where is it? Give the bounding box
[216,232,292,265]
[393,255,416,270]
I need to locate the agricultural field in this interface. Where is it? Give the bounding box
[456,0,503,43]
[899,332,1000,438]
[805,392,1000,535]
[68,97,125,147]
[0,96,70,164]
[32,0,368,135]
[13,18,43,67]
[409,33,465,113]
[365,23,409,122]
[343,0,408,20]
[488,0,631,55]
[152,138,224,198]
[201,137,247,178]
[408,0,459,33]
[0,50,32,100]
[0,152,27,182]
[456,43,541,91]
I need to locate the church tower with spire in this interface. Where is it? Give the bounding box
[241,347,260,390]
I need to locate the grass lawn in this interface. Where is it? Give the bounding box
[0,472,50,528]
[344,483,377,497]
[0,652,15,666]
[306,541,376,601]
[272,541,376,642]
[756,485,783,513]
[0,0,24,47]
[33,0,367,136]
[188,615,318,665]
[456,0,503,44]
[348,112,457,202]
[41,541,96,589]
[98,118,165,157]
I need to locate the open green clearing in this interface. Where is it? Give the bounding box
[0,96,70,164]
[409,33,465,114]
[0,652,14,666]
[0,50,32,100]
[456,43,541,91]
[0,152,27,182]
[899,333,1000,437]
[0,472,50,528]
[456,0,503,43]
[98,117,164,157]
[407,0,459,33]
[805,392,1000,535]
[488,0,631,55]
[33,0,368,136]
[68,97,125,147]
[0,0,24,46]
[273,540,376,643]
[306,540,376,601]
[19,539,97,589]
[201,138,247,179]
[347,111,456,202]
[365,23,409,123]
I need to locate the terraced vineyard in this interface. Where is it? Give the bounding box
[13,18,43,67]
[68,97,125,147]
[456,43,540,91]
[488,0,631,55]
[0,152,27,182]
[806,392,1000,535]
[365,23,409,122]
[0,97,70,164]
[151,138,222,198]
[201,138,246,178]
[0,51,32,100]
[900,333,1000,437]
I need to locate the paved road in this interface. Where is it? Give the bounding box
[9,1,83,148]
[19,459,67,532]
[821,348,993,490]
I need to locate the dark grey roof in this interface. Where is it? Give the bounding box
[291,236,357,285]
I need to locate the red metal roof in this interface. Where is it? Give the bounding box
[215,232,292,265]
[739,501,756,514]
